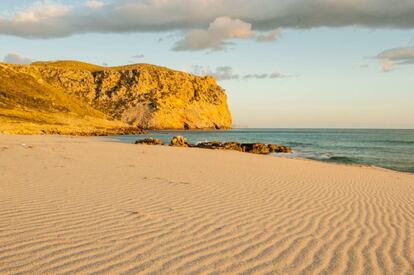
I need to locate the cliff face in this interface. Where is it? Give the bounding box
[0,61,232,133]
[34,61,232,129]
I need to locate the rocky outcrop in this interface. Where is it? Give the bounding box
[23,61,232,130]
[197,141,227,150]
[223,142,245,152]
[135,138,164,145]
[137,136,293,155]
[267,144,293,153]
[197,141,292,154]
[240,143,270,154]
[170,136,190,147]
[197,141,244,152]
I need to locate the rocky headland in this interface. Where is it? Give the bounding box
[0,61,232,135]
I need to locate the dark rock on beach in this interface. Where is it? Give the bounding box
[170,136,191,147]
[222,142,244,152]
[268,144,293,153]
[135,138,164,145]
[196,141,225,150]
[241,143,270,155]
[134,136,293,155]
[197,141,244,152]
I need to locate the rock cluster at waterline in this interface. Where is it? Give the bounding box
[135,136,293,155]
[135,138,164,145]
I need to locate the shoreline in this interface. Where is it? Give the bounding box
[3,132,412,174]
[108,135,414,175]
[3,132,412,184]
[3,133,412,184]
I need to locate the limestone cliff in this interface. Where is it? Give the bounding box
[33,61,232,129]
[0,61,232,134]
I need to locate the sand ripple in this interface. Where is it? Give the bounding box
[0,135,413,274]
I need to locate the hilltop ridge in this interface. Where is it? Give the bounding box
[0,61,232,134]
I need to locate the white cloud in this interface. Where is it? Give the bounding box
[174,17,253,51]
[13,2,71,23]
[377,47,414,72]
[191,65,239,80]
[3,53,32,64]
[256,28,281,42]
[379,59,395,72]
[174,18,283,51]
[191,66,293,81]
[1,0,414,40]
[243,72,293,80]
[132,53,145,59]
[243,74,269,80]
[85,1,106,10]
[269,72,285,79]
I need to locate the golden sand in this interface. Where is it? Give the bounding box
[1,135,413,274]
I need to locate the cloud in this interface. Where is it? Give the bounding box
[191,66,293,81]
[12,2,71,23]
[85,1,106,10]
[270,72,288,78]
[132,54,145,59]
[3,53,32,64]
[379,59,394,72]
[256,28,281,42]
[243,72,294,80]
[1,0,414,41]
[243,74,269,80]
[174,18,282,51]
[191,65,239,80]
[174,17,254,51]
[377,47,414,72]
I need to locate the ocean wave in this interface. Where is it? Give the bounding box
[292,152,358,164]
[373,140,414,145]
[285,141,314,147]
[323,156,358,164]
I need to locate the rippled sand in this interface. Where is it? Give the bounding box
[1,135,413,274]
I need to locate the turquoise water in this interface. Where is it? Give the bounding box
[113,129,414,173]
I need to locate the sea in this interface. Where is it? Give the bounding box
[113,129,414,174]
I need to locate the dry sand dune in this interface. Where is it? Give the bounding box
[1,135,414,274]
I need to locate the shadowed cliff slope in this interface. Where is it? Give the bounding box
[0,61,232,134]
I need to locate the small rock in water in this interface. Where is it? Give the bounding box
[268,144,293,153]
[241,143,270,155]
[135,138,164,145]
[196,141,223,150]
[196,141,244,152]
[222,142,244,152]
[170,136,190,147]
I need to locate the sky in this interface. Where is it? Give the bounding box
[1,0,414,128]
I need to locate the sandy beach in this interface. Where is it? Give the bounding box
[1,134,413,274]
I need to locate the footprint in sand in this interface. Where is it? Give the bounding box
[21,144,34,149]
[169,181,191,185]
[143,176,191,186]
